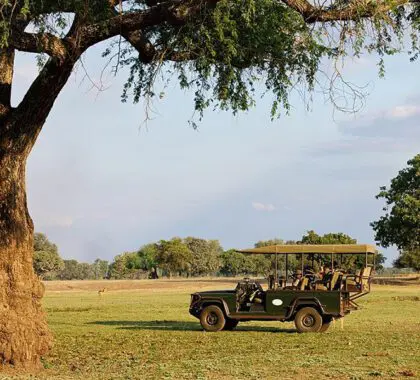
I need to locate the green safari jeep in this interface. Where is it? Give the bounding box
[189,244,376,333]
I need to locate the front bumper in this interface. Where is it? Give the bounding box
[189,293,202,318]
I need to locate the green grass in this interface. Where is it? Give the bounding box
[11,284,420,379]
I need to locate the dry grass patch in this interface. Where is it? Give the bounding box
[3,281,419,379]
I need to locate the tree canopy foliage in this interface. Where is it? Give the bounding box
[33,233,64,279]
[371,154,420,270]
[371,154,420,252]
[184,237,222,276]
[299,230,386,270]
[2,0,420,124]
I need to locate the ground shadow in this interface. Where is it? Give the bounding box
[88,320,296,333]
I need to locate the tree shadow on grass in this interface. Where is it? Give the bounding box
[88,320,296,333]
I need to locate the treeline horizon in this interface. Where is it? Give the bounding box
[32,230,404,281]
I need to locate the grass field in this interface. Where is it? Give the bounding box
[7,280,420,379]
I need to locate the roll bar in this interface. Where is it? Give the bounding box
[236,244,378,290]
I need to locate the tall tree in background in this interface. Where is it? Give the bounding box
[220,249,248,276]
[58,259,81,280]
[184,237,222,276]
[254,238,285,248]
[155,238,192,277]
[92,259,109,279]
[33,233,64,279]
[371,154,420,270]
[299,230,386,270]
[1,0,419,369]
[137,243,158,272]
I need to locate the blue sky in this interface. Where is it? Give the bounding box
[12,43,419,264]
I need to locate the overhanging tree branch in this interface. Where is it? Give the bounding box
[78,0,219,49]
[280,0,410,23]
[122,30,157,62]
[108,8,157,63]
[10,30,70,61]
[9,57,77,152]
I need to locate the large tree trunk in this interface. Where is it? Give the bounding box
[0,151,52,369]
[0,42,77,368]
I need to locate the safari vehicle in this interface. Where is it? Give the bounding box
[189,244,377,333]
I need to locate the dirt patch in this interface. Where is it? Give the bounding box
[43,278,239,294]
[372,276,420,286]
[44,278,420,294]
[391,296,420,301]
[399,370,416,377]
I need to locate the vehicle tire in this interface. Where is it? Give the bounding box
[294,307,323,333]
[319,316,333,333]
[200,305,226,332]
[223,319,239,330]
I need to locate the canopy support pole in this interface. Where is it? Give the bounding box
[275,247,278,290]
[301,253,304,273]
[285,253,289,285]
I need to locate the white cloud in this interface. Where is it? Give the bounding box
[252,202,276,212]
[348,102,420,127]
[388,105,420,119]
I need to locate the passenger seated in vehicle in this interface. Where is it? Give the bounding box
[284,270,303,290]
[292,269,303,287]
[322,267,332,284]
[314,267,332,290]
[268,274,275,290]
[278,275,286,288]
[303,267,317,288]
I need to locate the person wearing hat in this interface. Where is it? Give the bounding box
[292,269,303,287]
[322,266,332,287]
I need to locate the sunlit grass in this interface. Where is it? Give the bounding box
[10,283,420,379]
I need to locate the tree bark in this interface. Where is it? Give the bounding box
[0,47,76,368]
[0,151,52,369]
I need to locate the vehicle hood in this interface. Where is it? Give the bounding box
[193,290,235,295]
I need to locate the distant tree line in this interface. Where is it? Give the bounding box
[33,154,419,280]
[33,231,390,280]
[33,233,109,280]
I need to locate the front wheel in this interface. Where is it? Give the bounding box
[294,307,323,333]
[200,305,226,332]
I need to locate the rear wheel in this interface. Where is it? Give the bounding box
[223,319,239,330]
[200,305,226,332]
[294,307,323,333]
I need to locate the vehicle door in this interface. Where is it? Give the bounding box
[265,289,304,316]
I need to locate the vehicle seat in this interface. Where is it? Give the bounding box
[360,266,372,291]
[249,289,264,303]
[329,271,342,290]
[315,283,327,291]
[299,277,309,290]
[344,266,372,292]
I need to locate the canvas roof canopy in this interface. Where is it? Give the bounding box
[237,244,377,255]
